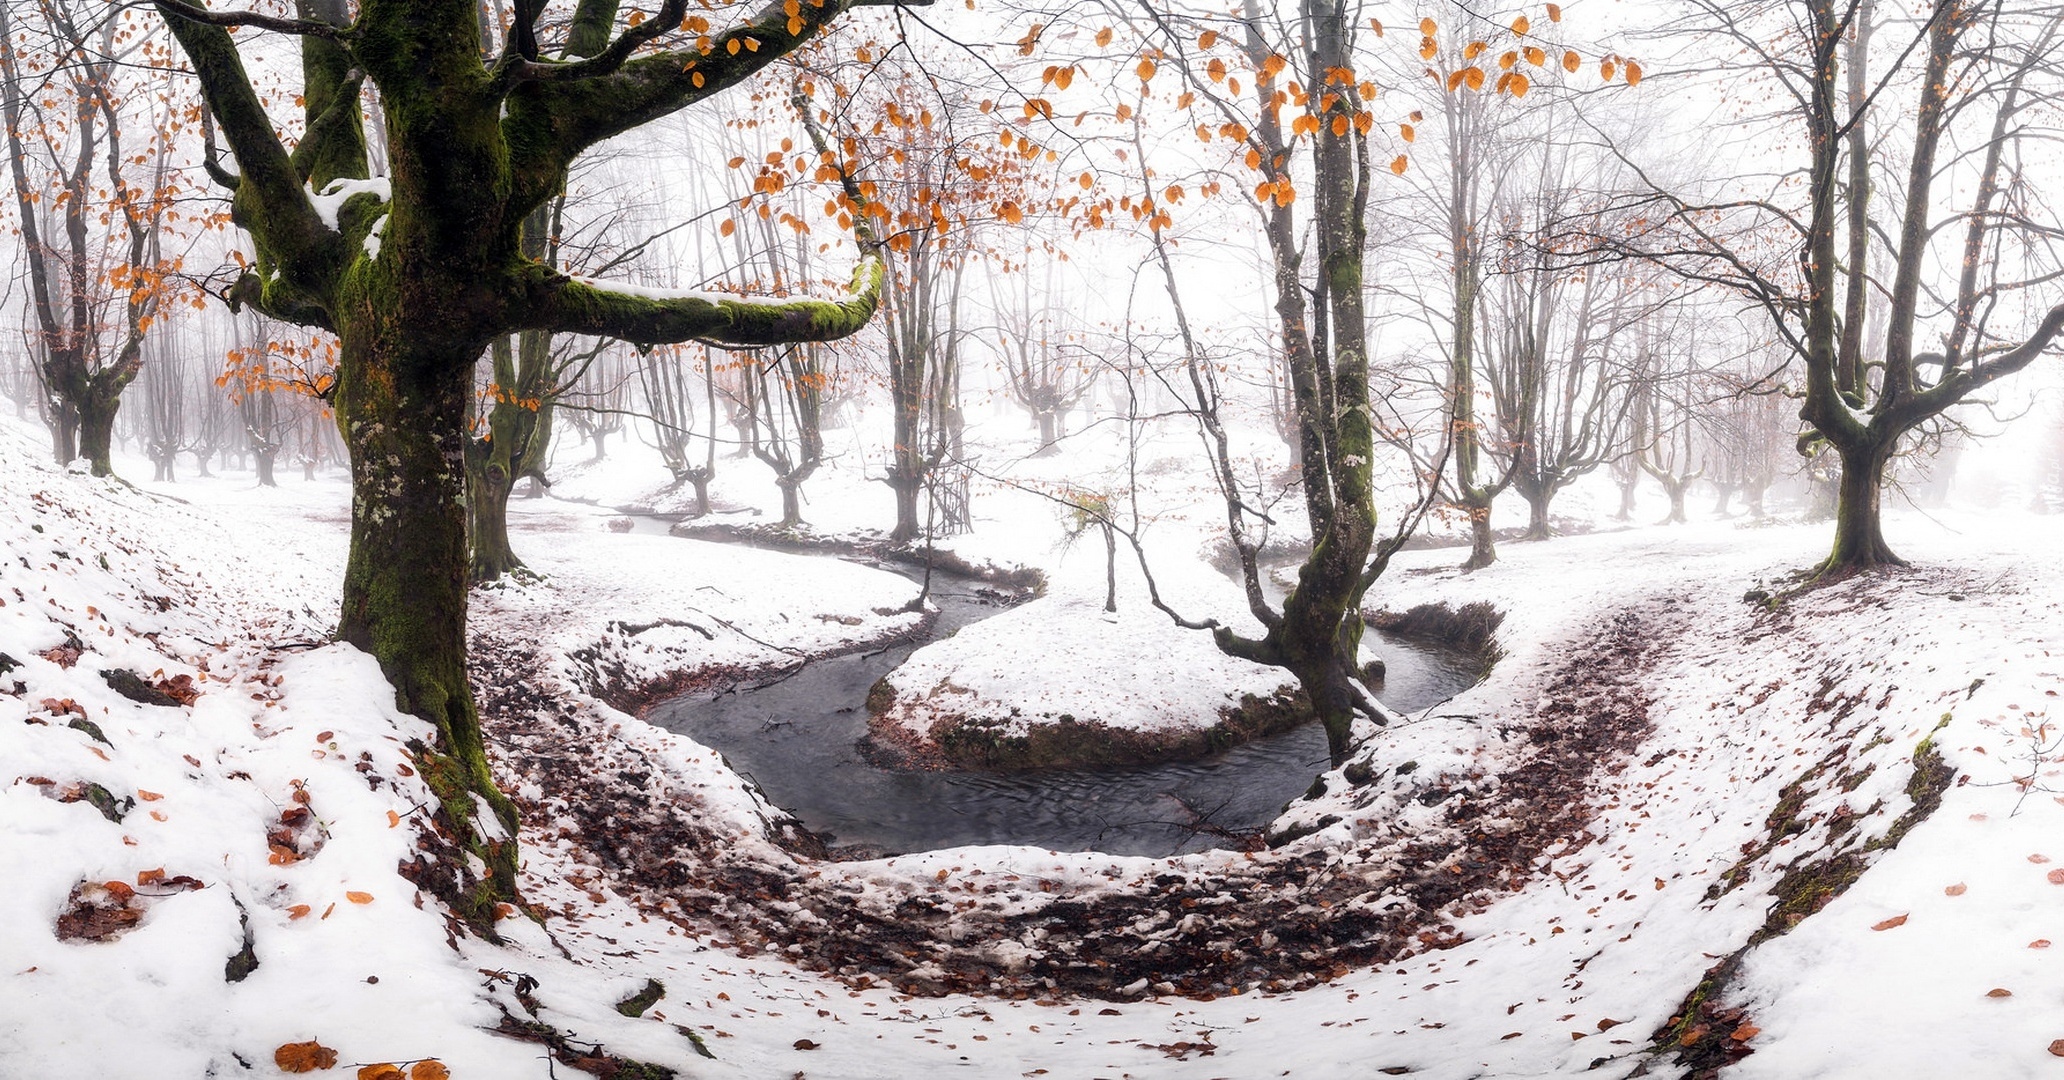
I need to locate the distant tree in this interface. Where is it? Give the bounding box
[1,0,194,475]
[1574,0,2064,575]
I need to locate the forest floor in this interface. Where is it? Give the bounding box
[4,417,2063,1079]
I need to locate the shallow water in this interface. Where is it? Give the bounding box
[647,565,1482,858]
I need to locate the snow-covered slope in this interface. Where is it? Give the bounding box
[7,403,2064,1079]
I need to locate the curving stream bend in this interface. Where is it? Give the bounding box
[646,558,1483,859]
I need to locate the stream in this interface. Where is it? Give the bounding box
[644,549,1483,858]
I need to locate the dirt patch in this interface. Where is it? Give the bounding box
[475,599,1672,1003]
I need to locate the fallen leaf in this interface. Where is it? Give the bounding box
[2050,1039,2064,1058]
[1871,914,1908,931]
[387,810,401,828]
[288,904,311,919]
[137,790,162,801]
[1987,988,2013,998]
[2031,854,2052,864]
[2033,939,2053,949]
[1731,1024,1760,1042]
[1945,883,1968,896]
[317,731,334,743]
[794,1038,820,1050]
[321,902,336,920]
[409,1063,450,1080]
[274,1040,338,1073]
[2047,869,2064,885]
[356,1065,404,1080]
[103,880,134,901]
[136,868,165,886]
[346,891,374,905]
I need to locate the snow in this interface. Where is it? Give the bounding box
[305,177,391,232]
[5,406,2064,1078]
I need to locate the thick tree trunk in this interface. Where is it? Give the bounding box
[76,393,119,477]
[1460,495,1496,571]
[1712,483,1735,517]
[49,406,78,467]
[777,479,802,528]
[1615,478,1636,521]
[1823,439,1903,571]
[335,341,517,930]
[1523,490,1551,541]
[1662,481,1689,524]
[468,457,521,582]
[254,450,278,487]
[1035,410,1058,454]
[685,470,712,517]
[888,472,922,542]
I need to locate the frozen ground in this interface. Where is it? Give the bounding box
[3,410,2062,1078]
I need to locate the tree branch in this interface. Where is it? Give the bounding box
[152,0,352,41]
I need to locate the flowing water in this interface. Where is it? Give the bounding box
[646,560,1483,858]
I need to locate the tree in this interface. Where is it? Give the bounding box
[637,344,720,512]
[993,267,1096,454]
[1581,0,2064,575]
[157,0,896,925]
[2,1,194,475]
[1479,173,1646,540]
[1104,2,1565,765]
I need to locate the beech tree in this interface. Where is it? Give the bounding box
[1580,0,2064,575]
[1097,1,1627,765]
[156,0,896,924]
[2,1,193,475]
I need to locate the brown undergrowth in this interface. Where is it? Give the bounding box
[472,603,1674,1003]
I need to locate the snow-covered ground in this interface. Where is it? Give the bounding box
[5,408,2063,1079]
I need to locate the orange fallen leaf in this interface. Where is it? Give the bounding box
[1944,883,1968,896]
[386,810,400,829]
[103,880,135,901]
[1731,1024,1760,1042]
[2031,854,2052,864]
[1871,914,1908,931]
[288,904,312,919]
[356,1065,404,1080]
[321,902,336,920]
[346,891,374,905]
[408,1062,450,1080]
[2050,1039,2064,1058]
[150,810,167,822]
[274,1040,338,1073]
[2047,869,2064,885]
[136,868,166,886]
[137,790,163,801]
[1987,988,2013,998]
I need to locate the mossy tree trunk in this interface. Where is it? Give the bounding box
[1144,0,1404,769]
[1645,0,2064,578]
[159,0,891,931]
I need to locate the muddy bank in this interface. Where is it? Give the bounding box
[666,519,1047,597]
[475,599,1675,1002]
[867,685,1312,771]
